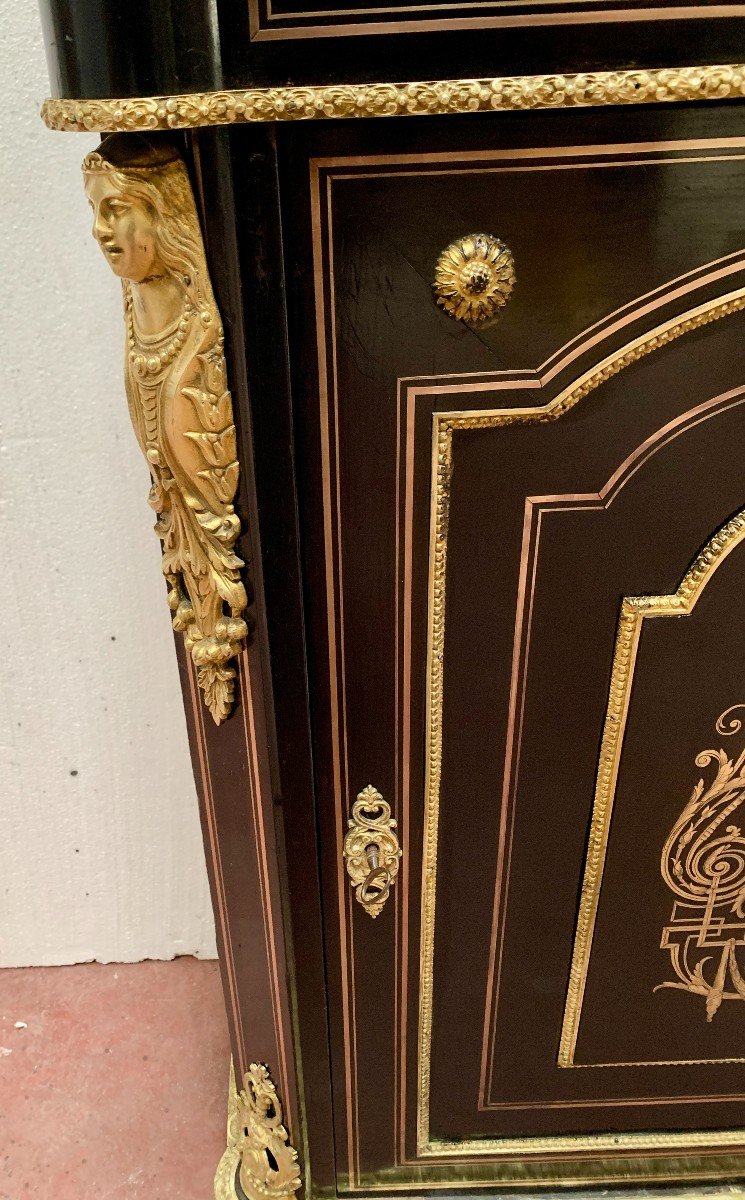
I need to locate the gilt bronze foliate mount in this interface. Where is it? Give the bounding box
[215,1062,301,1200]
[82,136,247,724]
[433,233,515,324]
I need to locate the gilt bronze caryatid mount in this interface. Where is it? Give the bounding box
[82,137,247,724]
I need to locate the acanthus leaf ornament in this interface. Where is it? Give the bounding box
[655,706,745,1021]
[433,234,515,324]
[82,136,248,724]
[215,1061,301,1200]
[343,784,402,917]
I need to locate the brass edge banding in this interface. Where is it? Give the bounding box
[42,64,745,132]
[418,290,745,1157]
[559,511,745,1068]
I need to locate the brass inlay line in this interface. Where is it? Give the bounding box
[423,1126,745,1158]
[559,515,745,1067]
[418,289,745,1156]
[310,160,361,1186]
[239,651,294,1114]
[186,658,248,1075]
[41,64,745,132]
[353,1176,745,1192]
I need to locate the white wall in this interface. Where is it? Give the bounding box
[0,4,217,965]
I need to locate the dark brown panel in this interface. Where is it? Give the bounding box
[577,554,745,1067]
[435,351,745,1134]
[279,104,745,1190]
[181,127,336,1187]
[39,1,745,106]
[219,122,338,1192]
[249,0,745,39]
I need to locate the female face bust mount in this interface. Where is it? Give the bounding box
[85,163,162,283]
[82,136,248,724]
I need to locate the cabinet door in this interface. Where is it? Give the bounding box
[281,105,745,1193]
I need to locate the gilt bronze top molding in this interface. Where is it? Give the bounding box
[42,64,745,132]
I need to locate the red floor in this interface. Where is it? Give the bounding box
[0,959,230,1198]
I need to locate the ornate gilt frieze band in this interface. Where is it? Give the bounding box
[42,64,745,133]
[83,137,248,723]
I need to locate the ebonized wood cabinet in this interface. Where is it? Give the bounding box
[39,4,745,1197]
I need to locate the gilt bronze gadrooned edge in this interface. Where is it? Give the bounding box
[42,64,745,132]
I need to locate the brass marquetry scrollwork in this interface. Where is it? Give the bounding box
[558,510,745,1069]
[656,707,745,1021]
[433,234,515,324]
[82,136,247,724]
[343,785,402,917]
[215,1062,301,1200]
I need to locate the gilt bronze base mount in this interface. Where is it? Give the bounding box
[215,1062,301,1200]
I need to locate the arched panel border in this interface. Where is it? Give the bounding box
[559,509,745,1069]
[418,291,745,1156]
